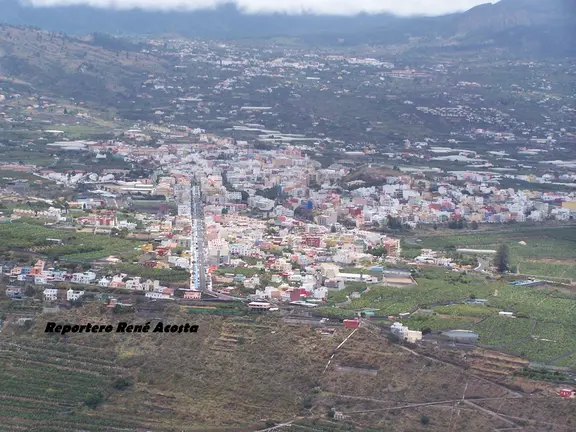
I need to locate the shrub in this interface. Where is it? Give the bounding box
[84,392,105,409]
[112,377,133,390]
[421,415,430,425]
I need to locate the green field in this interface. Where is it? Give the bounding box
[0,221,142,261]
[0,149,54,166]
[413,224,576,279]
[416,225,576,260]
[326,267,576,365]
[403,315,477,331]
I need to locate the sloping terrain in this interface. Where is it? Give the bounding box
[1,303,574,431]
[0,25,167,104]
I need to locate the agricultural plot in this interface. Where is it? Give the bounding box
[416,225,576,279]
[505,322,576,362]
[0,222,142,261]
[472,316,536,346]
[433,304,500,318]
[329,267,576,364]
[403,315,476,331]
[340,269,497,315]
[488,287,576,325]
[554,353,576,368]
[519,261,576,280]
[0,339,170,432]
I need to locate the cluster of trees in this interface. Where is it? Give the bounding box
[493,244,510,273]
[386,215,403,230]
[367,246,387,257]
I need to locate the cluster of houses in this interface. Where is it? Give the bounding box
[2,259,203,302]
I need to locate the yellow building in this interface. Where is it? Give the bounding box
[562,201,576,211]
[141,243,154,253]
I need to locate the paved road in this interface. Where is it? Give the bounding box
[191,179,208,291]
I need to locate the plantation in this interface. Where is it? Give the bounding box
[417,225,576,258]
[325,267,576,364]
[403,315,476,331]
[519,261,576,280]
[472,316,536,346]
[434,304,500,318]
[413,224,576,279]
[334,268,497,315]
[0,222,143,261]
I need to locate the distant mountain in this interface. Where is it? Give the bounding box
[0,0,575,56]
[0,0,397,39]
[330,0,576,56]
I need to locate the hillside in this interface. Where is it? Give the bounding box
[0,25,167,104]
[1,0,575,56]
[1,303,574,431]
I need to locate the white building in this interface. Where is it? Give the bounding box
[34,275,48,285]
[71,272,96,285]
[43,288,59,301]
[145,292,172,300]
[67,289,85,301]
[126,277,143,291]
[390,322,422,343]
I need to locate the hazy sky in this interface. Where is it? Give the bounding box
[25,0,500,16]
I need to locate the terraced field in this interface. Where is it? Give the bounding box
[0,306,334,431]
[0,339,168,432]
[315,328,576,432]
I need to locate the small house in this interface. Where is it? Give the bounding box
[183,290,201,300]
[343,318,360,329]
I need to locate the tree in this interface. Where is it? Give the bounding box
[493,244,510,273]
[330,224,337,233]
[368,246,387,258]
[25,286,36,297]
[470,221,479,230]
[387,215,402,230]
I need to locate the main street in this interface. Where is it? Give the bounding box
[190,178,209,291]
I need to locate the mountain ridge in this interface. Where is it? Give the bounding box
[0,0,574,56]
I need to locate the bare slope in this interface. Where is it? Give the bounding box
[1,304,574,431]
